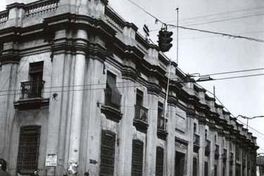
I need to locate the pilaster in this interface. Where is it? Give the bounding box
[117,79,135,176]
[145,93,158,176]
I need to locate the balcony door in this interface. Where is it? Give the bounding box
[29,61,43,98]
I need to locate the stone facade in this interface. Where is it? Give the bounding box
[0,0,258,176]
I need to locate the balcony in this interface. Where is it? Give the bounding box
[157,115,168,140]
[14,80,49,110]
[205,140,211,156]
[101,87,122,122]
[133,105,149,133]
[193,134,200,153]
[215,145,219,159]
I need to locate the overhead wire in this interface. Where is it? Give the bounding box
[193,67,264,77]
[184,13,264,27]
[125,0,264,43]
[167,6,264,24]
[1,69,264,96]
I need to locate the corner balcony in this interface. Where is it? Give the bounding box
[157,115,168,140]
[193,134,200,153]
[101,87,122,122]
[205,140,211,156]
[133,105,149,133]
[14,80,49,110]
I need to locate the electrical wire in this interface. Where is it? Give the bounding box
[180,29,264,41]
[209,73,264,81]
[181,12,264,27]
[193,67,264,77]
[169,25,264,43]
[167,6,264,24]
[125,0,264,43]
[1,70,264,96]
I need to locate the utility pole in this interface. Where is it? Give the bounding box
[176,8,179,64]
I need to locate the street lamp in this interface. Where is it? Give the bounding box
[236,115,264,129]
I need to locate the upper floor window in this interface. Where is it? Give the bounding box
[134,89,148,125]
[158,102,164,118]
[205,129,208,140]
[193,123,197,134]
[105,71,121,108]
[214,135,217,143]
[136,89,143,106]
[21,61,44,98]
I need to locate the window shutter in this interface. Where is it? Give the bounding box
[100,130,116,176]
[131,140,144,176]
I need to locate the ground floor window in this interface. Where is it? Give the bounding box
[193,157,198,176]
[131,140,144,176]
[175,151,185,176]
[17,126,41,174]
[156,147,164,176]
[100,130,116,176]
[204,161,208,176]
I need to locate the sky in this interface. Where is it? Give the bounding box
[1,0,264,152]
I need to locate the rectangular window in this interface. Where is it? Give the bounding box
[134,89,148,123]
[131,140,144,176]
[26,61,44,98]
[136,89,143,106]
[105,71,121,108]
[17,126,41,174]
[214,164,217,176]
[193,123,197,134]
[156,147,164,176]
[100,130,116,176]
[157,102,165,129]
[205,129,208,140]
[175,151,185,176]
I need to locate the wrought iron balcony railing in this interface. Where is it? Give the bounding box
[157,115,166,130]
[134,105,148,123]
[193,134,200,153]
[157,114,168,140]
[133,105,149,133]
[104,87,121,110]
[21,81,45,99]
[193,134,200,146]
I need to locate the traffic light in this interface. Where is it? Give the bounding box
[158,29,173,52]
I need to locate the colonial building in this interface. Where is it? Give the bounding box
[0,0,258,176]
